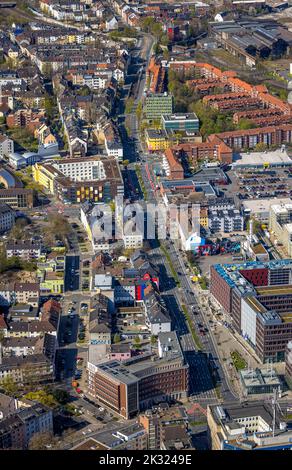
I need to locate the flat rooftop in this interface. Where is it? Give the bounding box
[71,438,107,451]
[256,285,292,296]
[146,129,168,139]
[244,295,267,314]
[162,113,198,121]
[232,149,292,168]
[210,402,275,427]
[212,259,292,289]
[240,367,281,389]
[252,243,267,255]
[242,198,292,215]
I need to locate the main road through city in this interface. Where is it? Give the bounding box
[119,33,239,404]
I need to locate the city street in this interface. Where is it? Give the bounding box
[65,254,80,292]
[117,32,239,405]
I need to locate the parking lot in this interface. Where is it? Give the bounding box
[198,253,244,276]
[227,167,292,201]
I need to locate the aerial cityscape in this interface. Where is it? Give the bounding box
[1,0,292,455]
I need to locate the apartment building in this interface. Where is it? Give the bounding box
[145,129,170,152]
[209,125,292,150]
[0,203,15,234]
[0,354,54,386]
[0,404,53,449]
[72,423,147,451]
[208,207,244,233]
[87,331,189,419]
[6,109,45,130]
[104,122,124,161]
[171,139,233,164]
[139,405,189,449]
[33,157,123,204]
[122,217,144,249]
[0,282,39,307]
[80,203,114,253]
[6,239,42,261]
[163,148,184,180]
[0,134,14,159]
[1,337,45,358]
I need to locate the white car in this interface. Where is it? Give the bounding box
[98,407,104,412]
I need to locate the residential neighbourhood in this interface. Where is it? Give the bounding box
[0,0,292,457]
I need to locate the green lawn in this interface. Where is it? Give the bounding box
[231,351,247,371]
[160,242,180,286]
[135,165,148,201]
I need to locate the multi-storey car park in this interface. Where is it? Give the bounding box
[210,259,292,363]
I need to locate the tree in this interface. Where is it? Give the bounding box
[24,390,57,407]
[186,251,198,266]
[199,276,208,290]
[122,159,130,167]
[113,333,121,343]
[9,218,29,241]
[28,432,55,450]
[154,42,162,56]
[247,218,261,235]
[150,335,157,346]
[76,86,91,97]
[0,376,19,396]
[47,213,71,243]
[133,336,141,349]
[125,97,134,114]
[52,389,70,405]
[44,94,56,123]
[42,63,53,80]
[136,102,143,123]
[254,142,268,152]
[237,118,255,130]
[163,49,170,61]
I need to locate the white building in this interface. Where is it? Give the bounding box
[144,293,171,335]
[104,138,124,161]
[0,203,15,234]
[53,158,106,182]
[122,205,144,249]
[105,16,118,31]
[80,203,113,253]
[83,74,109,90]
[0,135,14,159]
[6,239,42,261]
